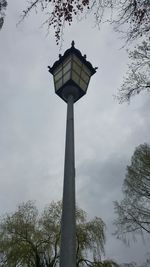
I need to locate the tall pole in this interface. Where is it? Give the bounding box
[60,94,76,267]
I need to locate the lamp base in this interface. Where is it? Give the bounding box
[56,83,85,103]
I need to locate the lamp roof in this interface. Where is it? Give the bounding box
[48,41,97,75]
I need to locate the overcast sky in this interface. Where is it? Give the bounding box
[0,1,150,265]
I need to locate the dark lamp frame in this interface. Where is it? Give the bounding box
[48,41,97,103]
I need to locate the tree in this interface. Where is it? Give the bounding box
[113,0,150,42]
[141,256,150,267]
[113,143,150,243]
[0,0,7,29]
[20,0,150,44]
[0,200,118,267]
[19,0,112,44]
[116,38,150,103]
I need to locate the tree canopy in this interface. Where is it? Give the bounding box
[21,0,150,44]
[116,38,150,103]
[113,143,150,243]
[1,0,149,43]
[0,200,118,267]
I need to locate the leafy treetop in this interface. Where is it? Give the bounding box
[0,200,118,267]
[113,143,150,243]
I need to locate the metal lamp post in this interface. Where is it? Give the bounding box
[48,41,96,267]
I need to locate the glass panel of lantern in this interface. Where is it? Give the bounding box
[55,78,63,91]
[81,70,90,83]
[79,79,87,92]
[63,72,70,84]
[72,71,80,85]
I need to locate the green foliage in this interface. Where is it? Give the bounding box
[76,215,106,265]
[0,200,117,267]
[113,144,150,243]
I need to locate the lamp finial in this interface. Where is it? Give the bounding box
[71,40,75,47]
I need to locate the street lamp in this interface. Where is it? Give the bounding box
[48,41,96,267]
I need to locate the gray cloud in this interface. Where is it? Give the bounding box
[0,1,150,265]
